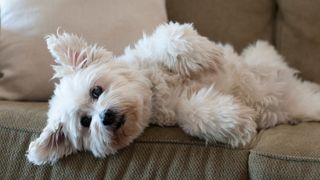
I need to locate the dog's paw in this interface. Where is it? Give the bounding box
[152,22,223,76]
[202,100,258,147]
[226,108,257,147]
[26,140,56,165]
[177,86,257,147]
[198,107,257,147]
[200,93,258,147]
[26,127,75,165]
[123,22,223,76]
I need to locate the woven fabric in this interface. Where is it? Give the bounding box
[252,123,320,158]
[276,0,320,83]
[166,0,276,52]
[249,152,320,180]
[249,123,320,179]
[0,101,249,179]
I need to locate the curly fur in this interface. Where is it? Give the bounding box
[27,22,320,165]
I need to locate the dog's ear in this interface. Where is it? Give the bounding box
[46,32,113,78]
[27,123,74,165]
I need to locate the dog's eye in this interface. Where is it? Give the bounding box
[80,115,92,127]
[90,86,103,99]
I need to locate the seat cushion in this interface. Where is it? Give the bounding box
[0,101,250,179]
[249,123,320,179]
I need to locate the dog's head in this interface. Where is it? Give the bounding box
[27,32,152,165]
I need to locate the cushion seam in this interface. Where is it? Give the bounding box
[250,150,320,163]
[135,140,249,150]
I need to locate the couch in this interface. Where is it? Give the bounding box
[1,0,320,179]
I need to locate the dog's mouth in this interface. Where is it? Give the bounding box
[114,114,126,129]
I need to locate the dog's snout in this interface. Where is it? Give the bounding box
[100,109,125,129]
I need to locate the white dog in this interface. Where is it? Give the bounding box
[27,22,320,165]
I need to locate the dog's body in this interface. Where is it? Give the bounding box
[27,23,320,165]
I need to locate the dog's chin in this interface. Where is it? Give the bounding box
[111,112,146,151]
[86,127,143,158]
[85,110,147,158]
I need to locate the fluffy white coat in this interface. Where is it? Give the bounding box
[27,22,320,165]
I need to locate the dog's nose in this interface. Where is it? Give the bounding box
[100,109,125,128]
[100,109,117,126]
[80,115,92,127]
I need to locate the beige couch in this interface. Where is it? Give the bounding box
[1,0,320,179]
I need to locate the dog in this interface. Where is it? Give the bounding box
[27,22,320,165]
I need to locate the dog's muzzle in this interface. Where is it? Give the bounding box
[99,109,125,129]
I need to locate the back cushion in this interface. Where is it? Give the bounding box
[166,0,276,51]
[0,0,167,101]
[276,0,320,83]
[167,0,320,83]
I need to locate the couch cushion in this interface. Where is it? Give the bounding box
[249,123,320,179]
[166,0,276,51]
[0,101,250,179]
[276,0,320,83]
[0,0,167,101]
[167,0,320,84]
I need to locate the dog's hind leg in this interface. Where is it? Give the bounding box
[284,79,320,122]
[119,22,223,76]
[175,86,257,147]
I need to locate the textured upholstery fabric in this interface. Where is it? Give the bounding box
[0,101,249,179]
[1,101,320,179]
[252,123,320,158]
[166,0,276,51]
[1,102,320,179]
[249,123,320,179]
[249,152,320,180]
[275,0,320,83]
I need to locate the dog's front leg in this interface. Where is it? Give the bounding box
[175,86,257,147]
[119,22,223,76]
